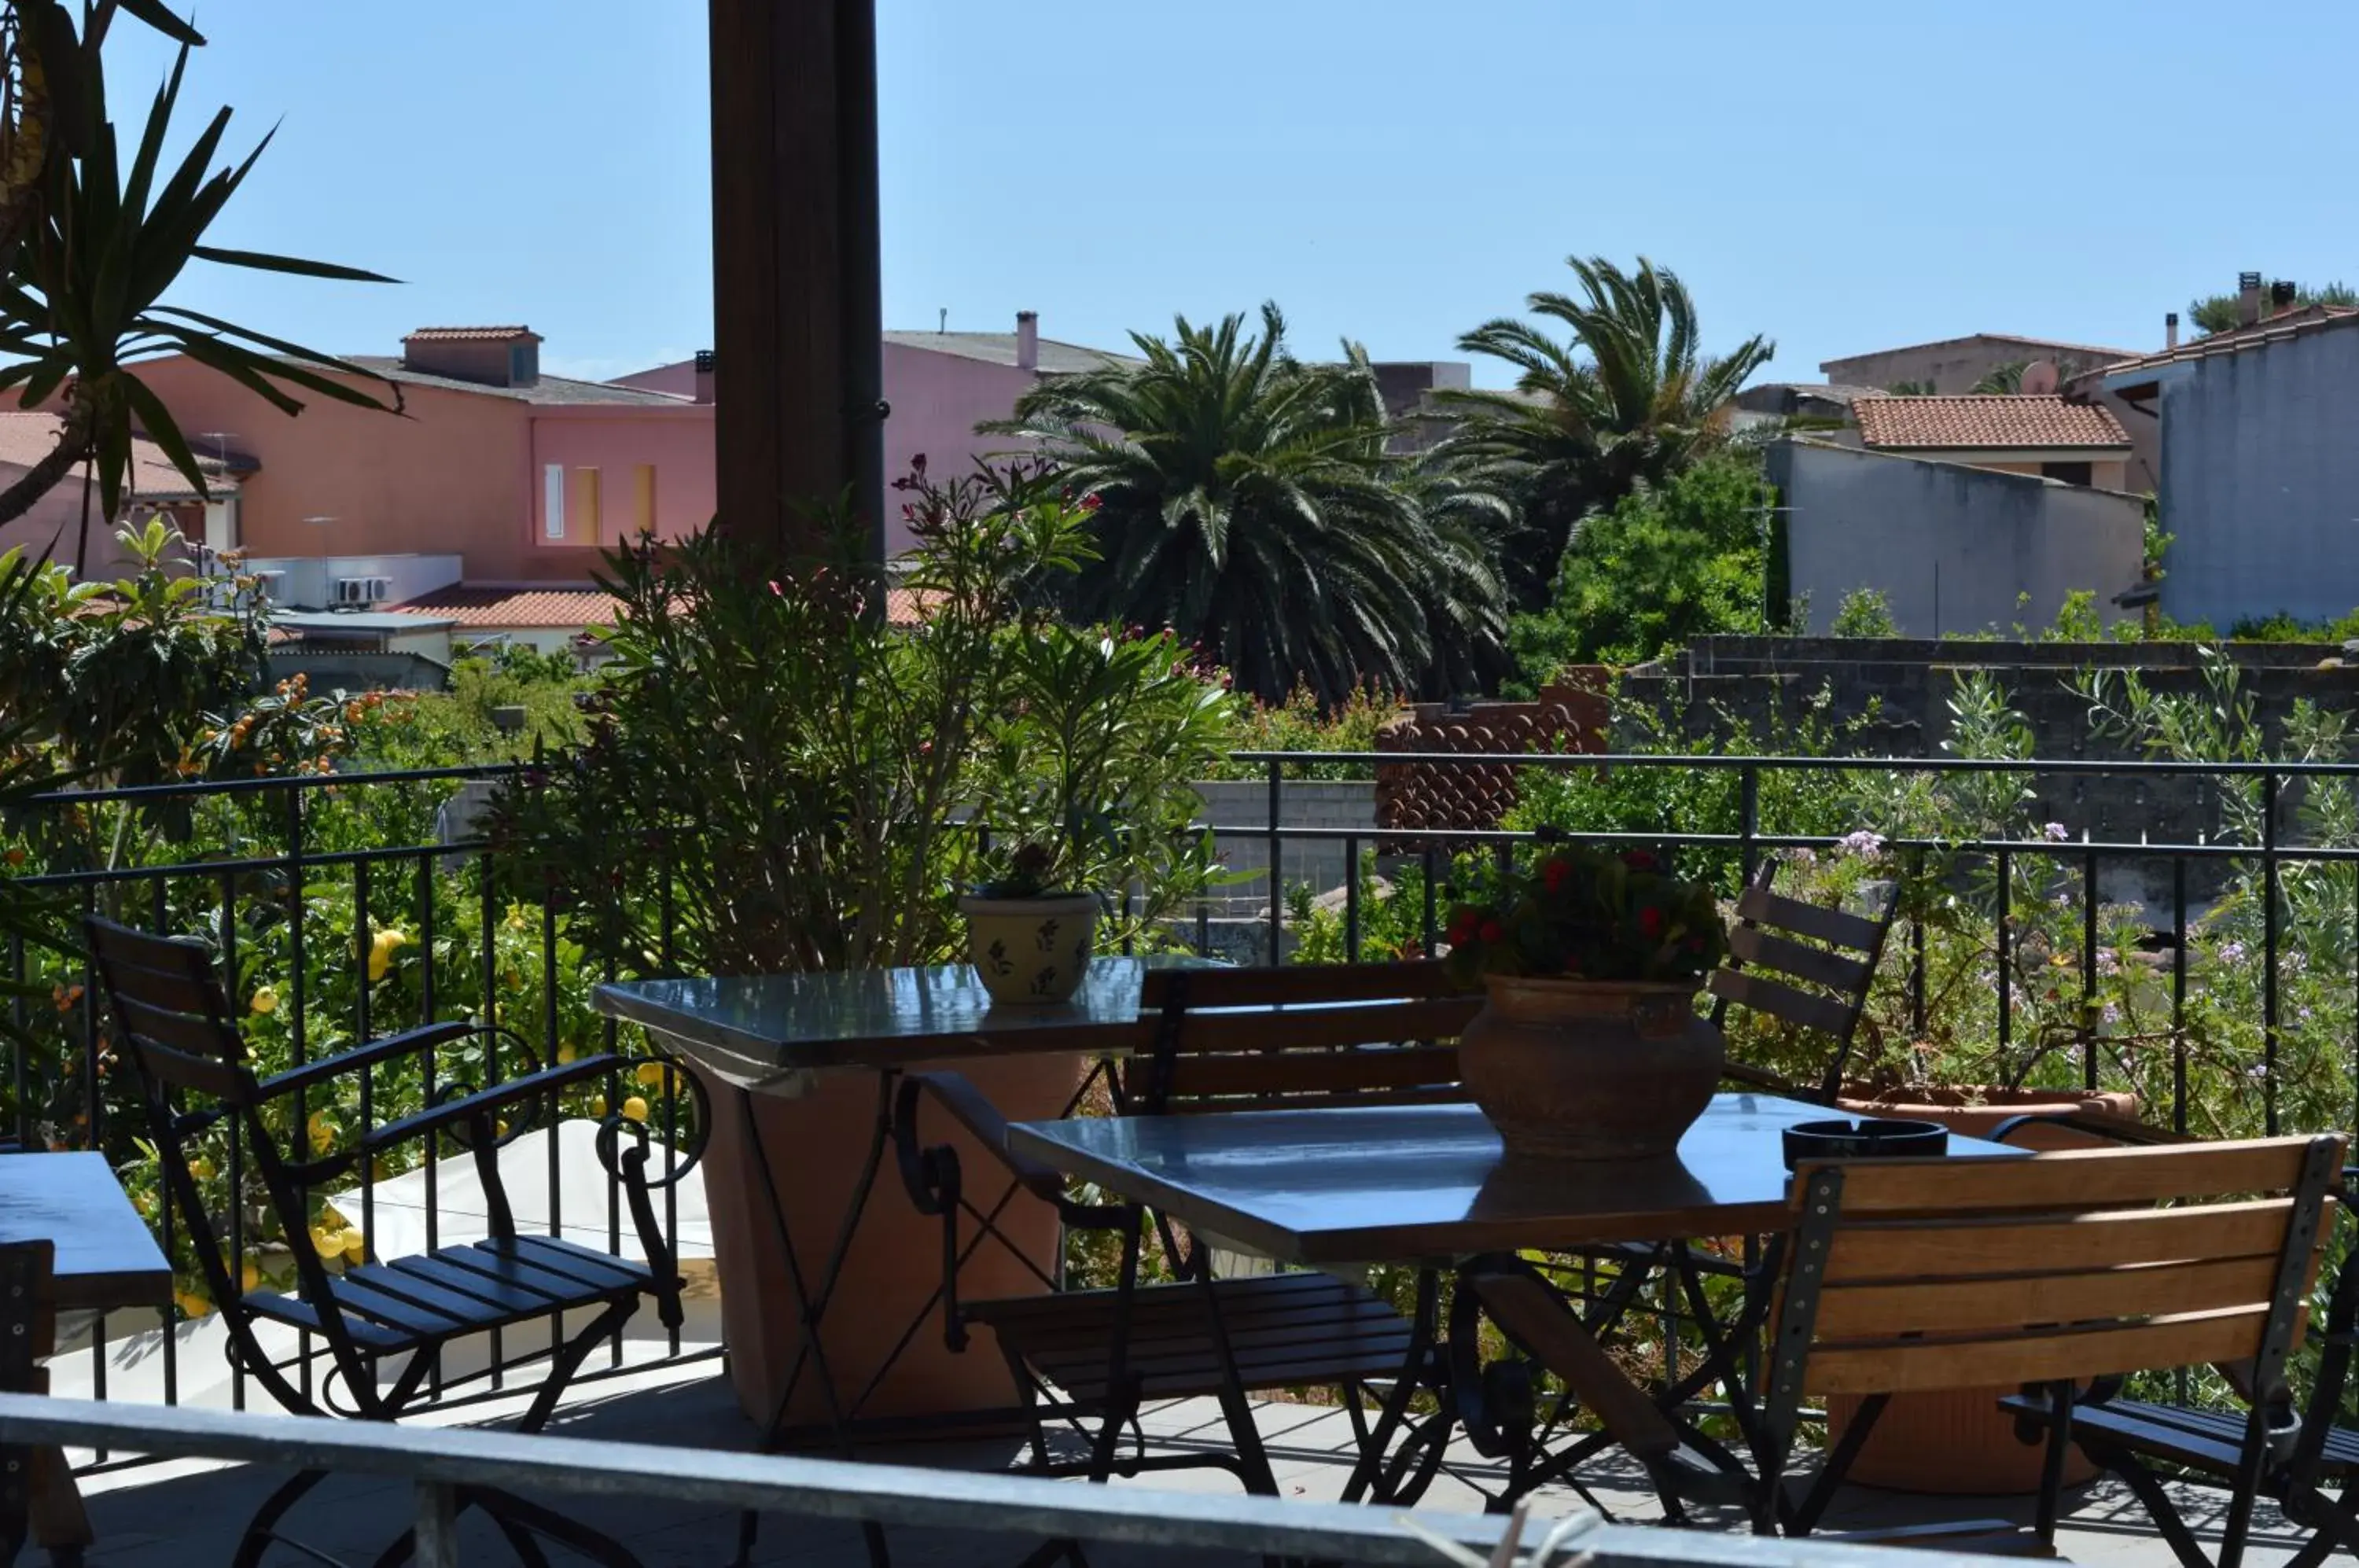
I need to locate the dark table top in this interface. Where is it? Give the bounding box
[594,956,1209,1092]
[1007,1094,2025,1267]
[0,1153,171,1312]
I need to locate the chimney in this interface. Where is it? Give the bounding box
[2166,311,2180,350]
[2238,271,2265,327]
[693,348,715,405]
[1015,311,1039,374]
[2270,279,2300,316]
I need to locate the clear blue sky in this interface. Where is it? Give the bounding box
[105,2,2359,389]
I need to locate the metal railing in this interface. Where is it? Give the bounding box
[4,764,708,1444]
[0,1393,1990,1568]
[1213,749,2359,1146]
[11,745,2359,1439]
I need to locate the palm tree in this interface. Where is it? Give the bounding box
[1436,256,1772,608]
[988,304,1507,706]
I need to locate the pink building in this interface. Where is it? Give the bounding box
[615,311,1136,556]
[133,326,715,606]
[0,412,243,578]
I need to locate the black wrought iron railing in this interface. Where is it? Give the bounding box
[4,764,708,1448]
[9,747,2359,1438]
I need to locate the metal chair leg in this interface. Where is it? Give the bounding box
[234,1467,332,1568]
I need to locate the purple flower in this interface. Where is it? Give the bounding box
[1836,830,1885,859]
[2218,940,2248,965]
[2042,822,2070,842]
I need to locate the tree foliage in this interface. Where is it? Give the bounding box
[1504,451,1770,684]
[1436,256,1772,609]
[2187,280,2358,337]
[988,303,1507,706]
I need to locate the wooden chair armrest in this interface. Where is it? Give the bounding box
[253,1021,499,1101]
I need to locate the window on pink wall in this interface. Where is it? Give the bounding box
[543,464,565,541]
[572,468,602,546]
[634,465,657,536]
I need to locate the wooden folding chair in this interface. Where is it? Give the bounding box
[1711,853,1901,1107]
[86,915,705,1568]
[895,961,1477,1504]
[1770,1134,2342,1551]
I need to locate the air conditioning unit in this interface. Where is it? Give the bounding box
[250,570,286,602]
[332,576,393,607]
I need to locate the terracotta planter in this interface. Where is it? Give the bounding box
[959,893,1099,1006]
[1459,975,1721,1161]
[1820,1086,2139,1494]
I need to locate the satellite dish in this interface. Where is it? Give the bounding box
[2020,359,2059,395]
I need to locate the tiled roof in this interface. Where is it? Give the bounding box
[882,331,1140,374]
[0,412,241,499]
[2102,307,2359,381]
[322,356,694,408]
[386,587,616,630]
[403,326,540,343]
[1853,395,2129,451]
[1821,331,2141,375]
[388,583,940,630]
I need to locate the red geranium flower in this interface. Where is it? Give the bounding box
[1477,918,1506,944]
[1638,907,1665,938]
[1540,857,1571,893]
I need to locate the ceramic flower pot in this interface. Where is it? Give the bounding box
[1459,975,1722,1160]
[959,893,1099,1006]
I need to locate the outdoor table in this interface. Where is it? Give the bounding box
[593,957,1207,1449]
[0,1151,172,1564]
[1006,1093,2024,1506]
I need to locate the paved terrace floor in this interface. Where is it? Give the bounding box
[55,1360,2313,1567]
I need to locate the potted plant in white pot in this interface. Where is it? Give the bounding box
[959,841,1099,1005]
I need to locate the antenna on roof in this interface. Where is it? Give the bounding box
[938,308,948,334]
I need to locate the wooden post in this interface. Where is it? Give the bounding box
[707,0,886,564]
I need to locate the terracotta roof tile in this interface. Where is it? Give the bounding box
[385,587,615,630]
[1853,395,2129,451]
[388,583,940,630]
[402,326,539,342]
[2102,307,2359,380]
[0,412,240,500]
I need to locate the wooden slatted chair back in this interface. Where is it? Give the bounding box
[84,917,254,1106]
[1130,962,1478,1116]
[1708,855,1898,1104]
[1776,1135,2343,1404]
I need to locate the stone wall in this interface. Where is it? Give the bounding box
[1619,635,2359,905]
[1191,779,1378,911]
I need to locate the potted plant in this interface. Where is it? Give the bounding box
[1444,842,1730,1160]
[959,841,1099,1006]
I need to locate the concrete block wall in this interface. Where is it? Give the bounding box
[1192,779,1378,911]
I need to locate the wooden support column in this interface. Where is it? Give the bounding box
[708,0,886,563]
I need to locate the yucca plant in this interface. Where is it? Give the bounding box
[0,2,396,565]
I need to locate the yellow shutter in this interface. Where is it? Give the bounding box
[635,464,657,536]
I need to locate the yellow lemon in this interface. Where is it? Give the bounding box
[176,1290,212,1320]
[307,1113,336,1154]
[620,1096,649,1124]
[319,1204,348,1230]
[308,1224,343,1259]
[495,1118,510,1139]
[587,1094,607,1119]
[240,1260,261,1294]
[250,985,278,1016]
[341,1230,367,1264]
[634,1062,668,1089]
[186,1155,215,1183]
[557,1041,578,1064]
